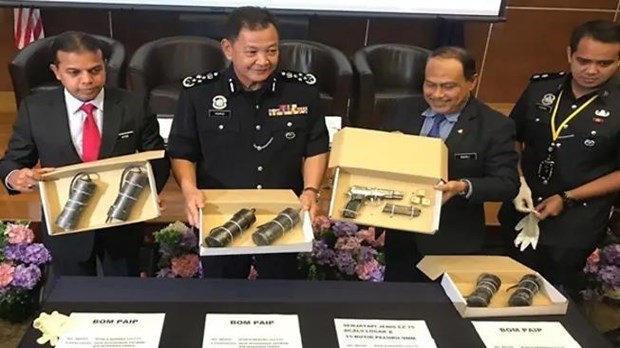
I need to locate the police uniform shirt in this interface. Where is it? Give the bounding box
[507,72,620,247]
[168,66,329,193]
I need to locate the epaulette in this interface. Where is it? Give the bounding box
[182,71,220,88]
[530,71,566,82]
[279,70,317,86]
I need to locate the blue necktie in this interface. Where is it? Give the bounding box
[427,114,446,139]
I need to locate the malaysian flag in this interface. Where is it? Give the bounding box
[13,7,44,49]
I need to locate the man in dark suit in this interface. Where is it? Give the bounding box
[0,31,170,277]
[381,46,519,281]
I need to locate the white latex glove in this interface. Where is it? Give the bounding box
[513,176,534,213]
[513,212,540,251]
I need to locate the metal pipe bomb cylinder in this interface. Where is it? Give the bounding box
[252,208,300,246]
[508,274,542,307]
[56,173,97,230]
[107,168,149,223]
[205,208,257,247]
[466,273,502,307]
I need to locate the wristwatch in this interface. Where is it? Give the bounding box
[303,187,321,199]
[559,191,577,208]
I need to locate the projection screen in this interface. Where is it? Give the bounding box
[0,0,507,20]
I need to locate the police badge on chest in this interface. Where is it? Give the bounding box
[208,95,231,118]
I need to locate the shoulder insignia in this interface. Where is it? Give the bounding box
[182,71,220,88]
[279,70,317,86]
[530,71,566,82]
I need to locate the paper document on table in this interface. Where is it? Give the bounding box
[472,321,581,348]
[334,318,437,347]
[56,312,165,348]
[202,313,303,348]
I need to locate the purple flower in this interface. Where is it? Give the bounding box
[12,264,41,290]
[602,244,620,265]
[4,243,52,265]
[156,268,176,278]
[367,266,385,282]
[334,252,356,275]
[312,240,335,266]
[357,246,377,263]
[179,229,198,249]
[332,221,358,237]
[597,265,620,287]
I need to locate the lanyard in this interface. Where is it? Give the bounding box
[550,90,598,141]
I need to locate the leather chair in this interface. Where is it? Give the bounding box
[351,44,431,129]
[279,40,353,122]
[9,35,125,107]
[127,36,227,116]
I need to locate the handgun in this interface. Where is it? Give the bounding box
[342,185,404,219]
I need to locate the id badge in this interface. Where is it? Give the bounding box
[537,159,555,184]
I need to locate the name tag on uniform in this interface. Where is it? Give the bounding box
[208,110,231,118]
[117,130,134,139]
[454,152,477,160]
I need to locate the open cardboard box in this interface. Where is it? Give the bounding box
[39,150,164,236]
[199,189,313,256]
[417,255,568,318]
[328,127,447,234]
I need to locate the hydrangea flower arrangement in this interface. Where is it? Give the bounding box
[298,216,385,281]
[154,221,201,278]
[0,221,52,322]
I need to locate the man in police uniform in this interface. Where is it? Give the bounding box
[499,20,620,295]
[167,6,329,279]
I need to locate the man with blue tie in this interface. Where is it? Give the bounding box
[381,46,519,281]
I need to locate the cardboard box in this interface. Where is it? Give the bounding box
[199,189,313,256]
[39,150,164,236]
[417,255,568,318]
[328,127,447,234]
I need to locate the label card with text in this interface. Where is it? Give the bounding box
[334,318,437,348]
[471,321,581,348]
[57,313,165,348]
[202,314,303,348]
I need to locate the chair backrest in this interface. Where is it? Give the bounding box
[362,44,430,92]
[128,36,226,91]
[9,34,126,106]
[278,40,353,117]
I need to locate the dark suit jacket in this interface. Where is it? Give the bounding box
[0,87,170,263]
[382,96,519,254]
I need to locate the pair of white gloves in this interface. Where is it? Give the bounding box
[512,176,540,251]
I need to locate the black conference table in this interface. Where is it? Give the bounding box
[18,277,612,348]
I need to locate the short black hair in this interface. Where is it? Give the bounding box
[430,46,477,81]
[570,20,620,55]
[51,31,108,65]
[223,6,279,42]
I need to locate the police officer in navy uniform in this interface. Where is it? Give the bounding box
[499,20,620,296]
[167,6,329,279]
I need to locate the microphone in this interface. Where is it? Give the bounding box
[252,208,300,246]
[466,273,502,307]
[106,166,149,223]
[508,274,542,306]
[56,172,97,231]
[205,208,257,247]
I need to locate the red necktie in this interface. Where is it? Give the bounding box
[81,103,101,162]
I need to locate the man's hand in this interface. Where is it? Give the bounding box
[535,194,564,220]
[181,185,204,227]
[7,168,55,193]
[157,196,166,212]
[299,190,320,222]
[435,180,468,204]
[513,176,535,213]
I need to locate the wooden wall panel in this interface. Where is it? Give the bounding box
[476,8,615,103]
[0,9,18,92]
[508,0,618,9]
